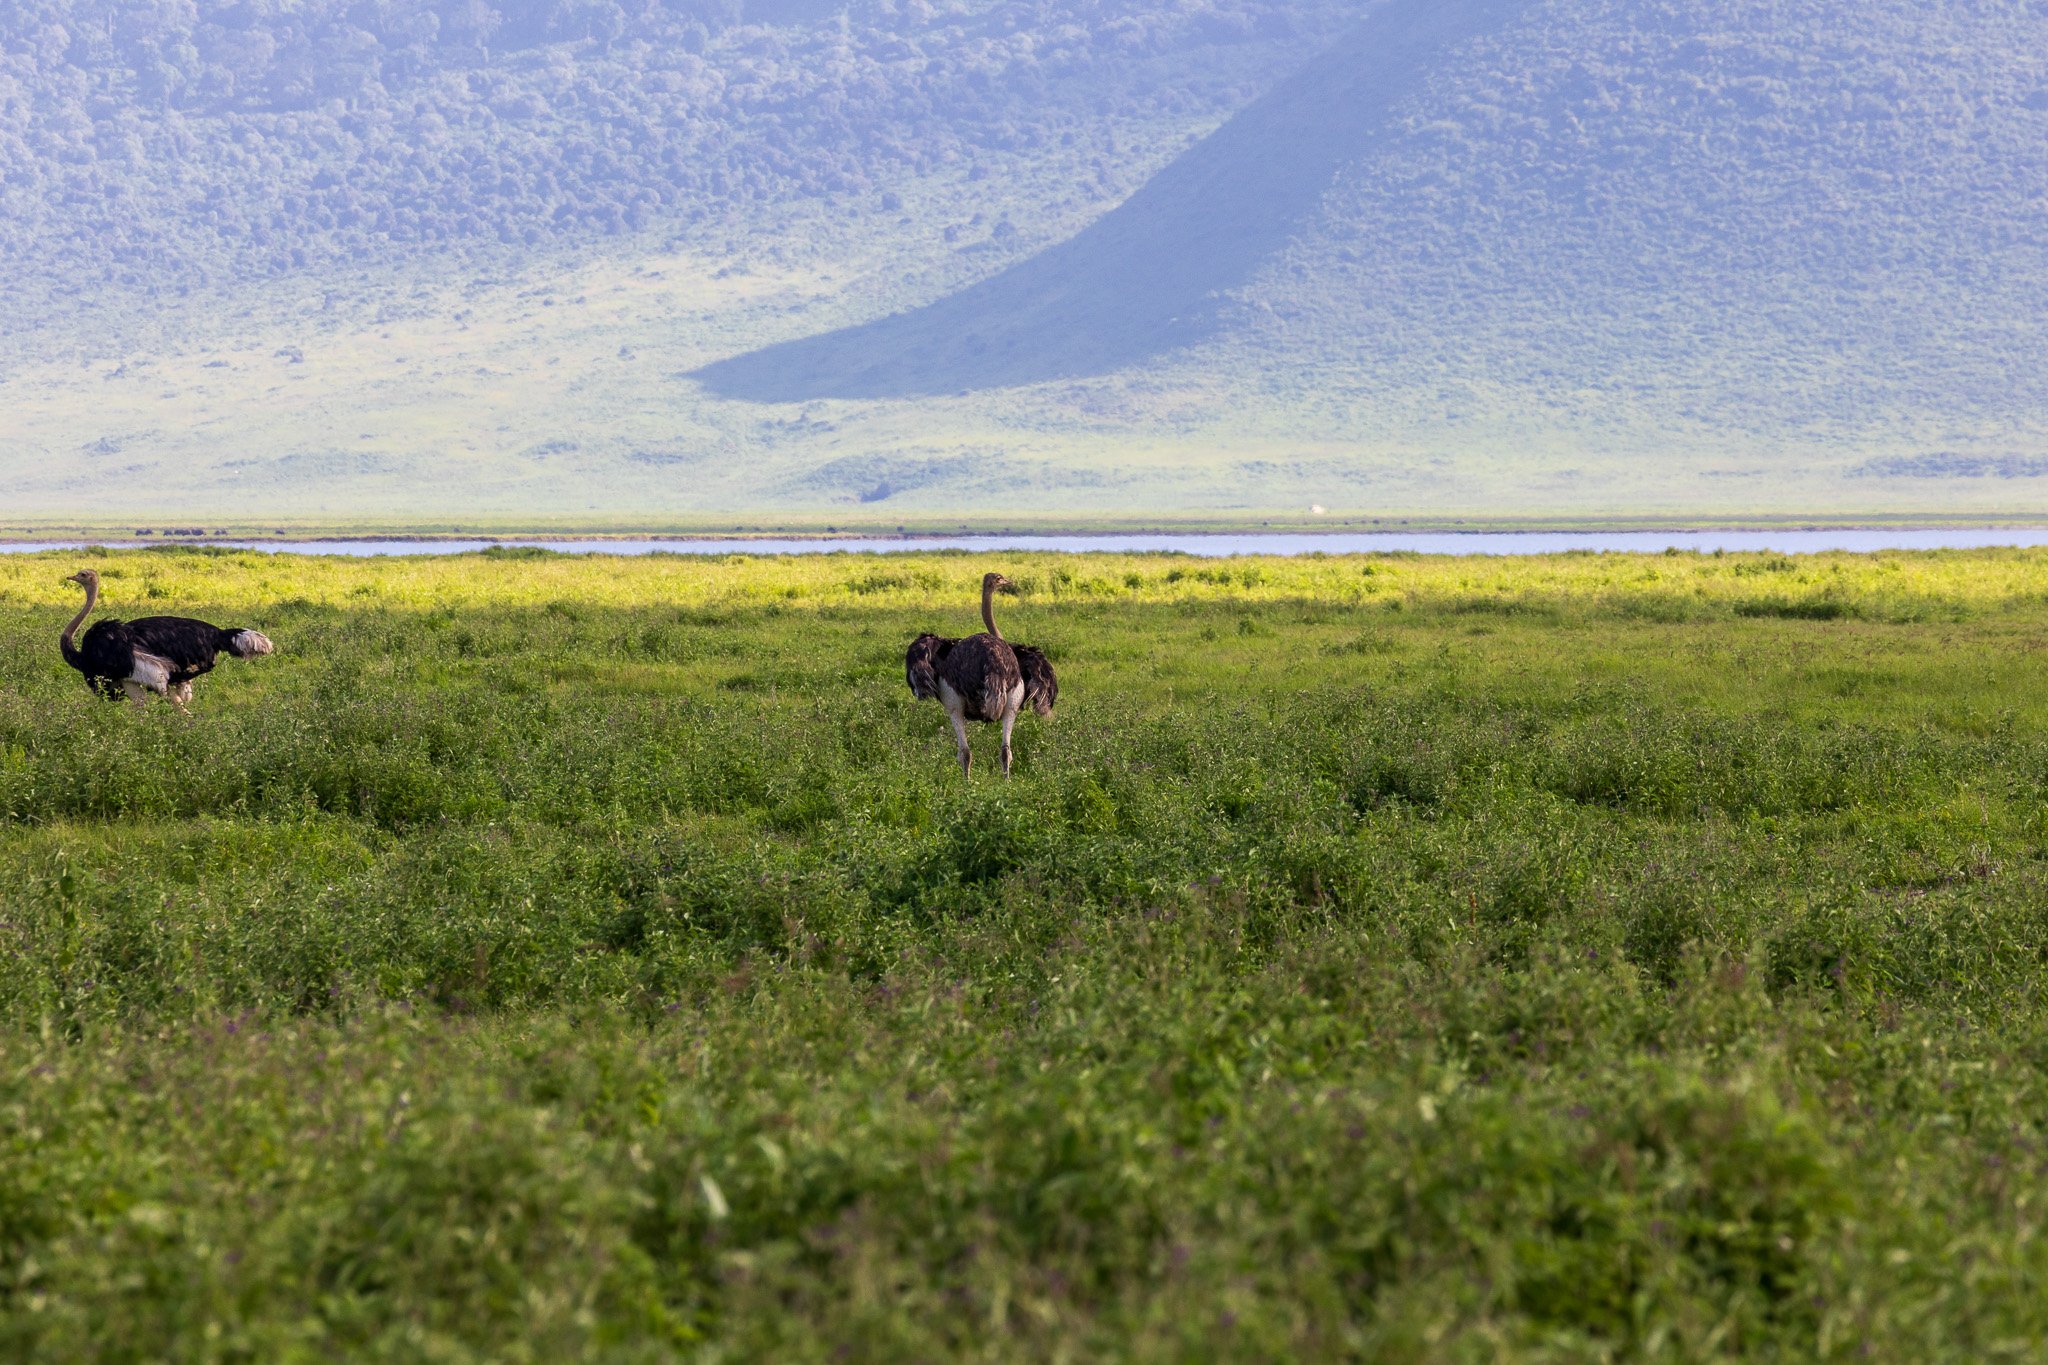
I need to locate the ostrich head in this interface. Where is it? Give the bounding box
[65,568,99,591]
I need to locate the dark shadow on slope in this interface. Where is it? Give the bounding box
[693,0,1524,402]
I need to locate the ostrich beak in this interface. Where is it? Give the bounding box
[998,578,1019,595]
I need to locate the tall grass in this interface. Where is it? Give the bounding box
[2,547,2046,1359]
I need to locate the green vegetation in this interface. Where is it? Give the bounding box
[3,547,2047,1358]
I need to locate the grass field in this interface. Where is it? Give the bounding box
[4,546,2048,1360]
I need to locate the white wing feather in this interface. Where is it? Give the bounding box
[127,650,173,692]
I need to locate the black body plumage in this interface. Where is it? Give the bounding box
[66,618,148,700]
[123,616,269,683]
[906,631,1022,721]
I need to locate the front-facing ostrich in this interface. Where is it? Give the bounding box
[905,571,1058,776]
[59,568,273,710]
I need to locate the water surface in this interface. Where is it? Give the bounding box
[8,530,2048,556]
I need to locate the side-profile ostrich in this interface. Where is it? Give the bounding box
[905,571,1058,776]
[59,568,273,710]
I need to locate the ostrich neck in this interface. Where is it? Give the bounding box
[61,582,96,647]
[982,581,1002,640]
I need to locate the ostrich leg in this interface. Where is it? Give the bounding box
[999,706,1018,777]
[948,707,973,776]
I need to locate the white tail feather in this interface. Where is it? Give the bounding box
[230,630,274,657]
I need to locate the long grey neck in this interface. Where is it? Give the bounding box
[981,580,1002,640]
[61,581,96,646]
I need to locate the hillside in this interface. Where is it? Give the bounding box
[695,0,1516,400]
[0,0,1348,302]
[1232,0,2048,447]
[4,0,2048,525]
[702,0,2048,436]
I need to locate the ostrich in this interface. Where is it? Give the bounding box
[59,568,273,710]
[905,571,1058,776]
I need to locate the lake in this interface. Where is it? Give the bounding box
[8,529,2048,556]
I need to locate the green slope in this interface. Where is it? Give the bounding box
[697,0,2048,508]
[694,0,1519,401]
[5,0,2048,525]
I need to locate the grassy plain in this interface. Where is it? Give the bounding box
[3,546,2048,1360]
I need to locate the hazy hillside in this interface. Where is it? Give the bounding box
[4,0,2048,525]
[1236,0,2048,445]
[695,0,1516,399]
[703,0,2048,434]
[0,0,1347,305]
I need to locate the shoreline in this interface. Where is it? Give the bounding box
[11,525,2048,558]
[8,515,2048,546]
